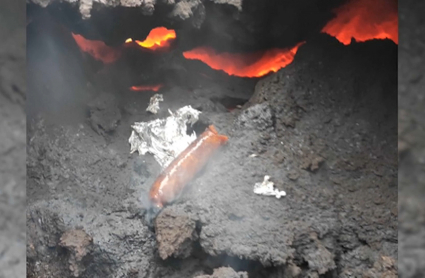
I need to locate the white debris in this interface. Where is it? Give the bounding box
[254,175,286,199]
[249,154,258,158]
[146,94,164,114]
[129,105,201,169]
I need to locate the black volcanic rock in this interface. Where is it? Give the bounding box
[27,0,344,52]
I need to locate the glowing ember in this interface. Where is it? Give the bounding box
[71,33,121,63]
[130,85,163,92]
[183,42,304,78]
[125,27,176,50]
[322,0,398,45]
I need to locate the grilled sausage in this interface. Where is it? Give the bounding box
[149,125,228,209]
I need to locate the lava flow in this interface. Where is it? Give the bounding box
[183,42,304,78]
[130,84,163,92]
[322,0,398,45]
[126,27,176,51]
[71,33,121,63]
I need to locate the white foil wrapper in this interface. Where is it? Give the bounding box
[254,175,286,199]
[129,105,201,169]
[146,94,164,114]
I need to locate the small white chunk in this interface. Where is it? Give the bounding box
[254,175,286,199]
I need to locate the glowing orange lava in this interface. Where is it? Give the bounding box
[125,27,176,51]
[182,42,304,78]
[130,85,163,92]
[322,0,398,45]
[71,33,121,63]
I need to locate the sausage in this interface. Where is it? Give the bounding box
[149,125,228,209]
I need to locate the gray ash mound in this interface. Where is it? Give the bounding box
[27,34,397,278]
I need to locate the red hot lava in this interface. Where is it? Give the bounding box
[322,0,398,45]
[71,33,121,63]
[73,25,304,80]
[125,27,176,51]
[183,42,304,78]
[130,84,163,92]
[71,27,176,64]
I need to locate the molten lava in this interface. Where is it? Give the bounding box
[130,85,163,92]
[322,0,398,45]
[71,33,121,63]
[126,27,176,51]
[183,43,304,78]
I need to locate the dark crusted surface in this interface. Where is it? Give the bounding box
[0,0,26,277]
[27,32,397,277]
[27,0,343,51]
[177,36,397,277]
[398,1,425,277]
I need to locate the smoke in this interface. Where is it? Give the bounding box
[27,10,92,125]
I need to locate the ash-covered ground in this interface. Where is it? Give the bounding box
[27,33,397,277]
[0,0,26,277]
[398,1,425,277]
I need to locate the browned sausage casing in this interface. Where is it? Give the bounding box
[149,125,228,208]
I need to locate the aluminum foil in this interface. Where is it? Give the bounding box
[129,105,201,169]
[146,94,163,114]
[254,175,286,198]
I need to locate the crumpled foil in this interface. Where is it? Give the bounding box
[129,105,201,169]
[146,94,164,114]
[254,175,286,199]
